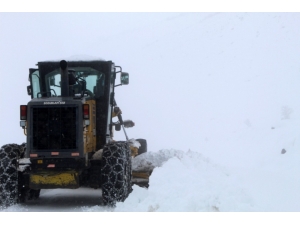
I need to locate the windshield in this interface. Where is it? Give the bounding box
[44,67,105,98]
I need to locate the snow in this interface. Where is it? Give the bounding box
[40,55,106,62]
[18,158,31,164]
[91,149,103,160]
[119,150,254,212]
[128,138,141,149]
[1,12,300,222]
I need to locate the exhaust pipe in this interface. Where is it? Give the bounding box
[60,60,69,97]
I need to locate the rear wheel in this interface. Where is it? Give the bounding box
[101,141,132,206]
[0,143,39,208]
[0,144,23,207]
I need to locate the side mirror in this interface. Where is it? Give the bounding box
[27,85,32,95]
[123,120,135,128]
[120,72,129,85]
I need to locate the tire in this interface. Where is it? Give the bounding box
[0,143,39,208]
[0,144,23,207]
[101,141,132,206]
[136,139,147,155]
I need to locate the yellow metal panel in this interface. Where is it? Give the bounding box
[83,100,96,153]
[132,171,150,179]
[29,171,79,189]
[130,146,138,157]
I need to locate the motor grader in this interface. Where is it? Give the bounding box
[0,59,148,208]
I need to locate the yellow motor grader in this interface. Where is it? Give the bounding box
[0,59,149,208]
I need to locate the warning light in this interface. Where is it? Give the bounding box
[20,105,27,120]
[83,104,89,119]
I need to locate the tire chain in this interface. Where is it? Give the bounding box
[101,141,132,205]
[0,143,25,208]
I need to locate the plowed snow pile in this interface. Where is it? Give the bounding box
[116,150,253,211]
[116,140,300,212]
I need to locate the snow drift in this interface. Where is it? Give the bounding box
[116,150,254,212]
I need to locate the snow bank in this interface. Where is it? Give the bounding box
[116,150,254,212]
[132,149,185,172]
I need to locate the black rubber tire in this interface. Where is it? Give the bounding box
[0,144,24,207]
[101,141,132,206]
[0,143,40,208]
[136,139,147,155]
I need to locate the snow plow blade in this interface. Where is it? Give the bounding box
[132,170,152,188]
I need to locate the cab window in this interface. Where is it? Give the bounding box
[31,71,41,98]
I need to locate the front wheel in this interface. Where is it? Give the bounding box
[101,141,132,206]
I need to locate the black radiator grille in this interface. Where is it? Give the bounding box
[32,106,77,150]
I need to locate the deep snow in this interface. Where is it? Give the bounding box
[1,12,300,217]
